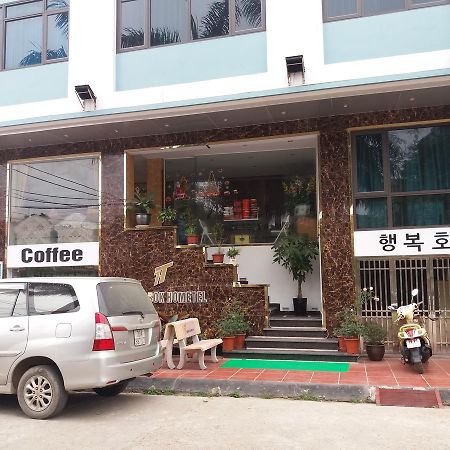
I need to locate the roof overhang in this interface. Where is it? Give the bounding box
[0,74,449,151]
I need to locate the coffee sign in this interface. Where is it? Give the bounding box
[7,242,99,268]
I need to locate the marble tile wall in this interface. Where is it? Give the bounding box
[0,105,448,333]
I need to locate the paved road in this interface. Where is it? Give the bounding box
[0,393,449,450]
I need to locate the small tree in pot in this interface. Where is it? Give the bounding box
[157,207,177,226]
[272,234,318,316]
[127,188,155,226]
[362,321,387,361]
[212,222,225,264]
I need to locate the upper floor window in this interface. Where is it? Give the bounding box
[118,0,265,51]
[353,125,450,230]
[0,0,69,71]
[323,0,449,21]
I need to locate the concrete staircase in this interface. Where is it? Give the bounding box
[224,304,358,362]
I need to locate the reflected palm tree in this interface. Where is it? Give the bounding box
[19,1,69,67]
[151,28,181,46]
[236,0,262,28]
[121,27,145,48]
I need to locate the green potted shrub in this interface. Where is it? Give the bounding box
[185,224,199,245]
[212,222,225,264]
[157,207,177,226]
[340,318,362,355]
[127,189,155,226]
[362,321,387,361]
[231,312,250,350]
[272,234,319,315]
[216,317,236,352]
[226,246,240,265]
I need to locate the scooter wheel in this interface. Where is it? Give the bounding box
[414,362,424,374]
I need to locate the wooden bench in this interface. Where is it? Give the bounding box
[163,318,222,370]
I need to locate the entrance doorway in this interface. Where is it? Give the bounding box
[358,257,450,353]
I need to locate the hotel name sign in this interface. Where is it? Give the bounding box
[148,261,208,304]
[354,227,450,257]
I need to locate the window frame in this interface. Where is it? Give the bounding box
[352,124,450,231]
[117,0,266,53]
[323,0,449,22]
[0,283,28,318]
[0,0,69,72]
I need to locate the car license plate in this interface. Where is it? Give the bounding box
[134,329,146,347]
[406,338,421,348]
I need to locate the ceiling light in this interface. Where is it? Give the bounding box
[64,134,69,138]
[223,118,228,122]
[343,104,348,108]
[164,124,170,127]
[281,111,287,115]
[28,138,32,142]
[114,129,119,133]
[409,97,415,102]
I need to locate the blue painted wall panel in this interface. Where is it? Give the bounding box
[116,32,267,91]
[324,5,450,64]
[0,63,68,106]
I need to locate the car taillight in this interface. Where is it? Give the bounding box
[93,312,115,351]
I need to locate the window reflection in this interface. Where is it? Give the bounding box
[9,158,100,245]
[151,0,189,46]
[47,13,69,60]
[191,0,229,40]
[235,0,262,31]
[121,0,145,48]
[5,17,43,69]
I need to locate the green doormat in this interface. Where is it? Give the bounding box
[221,359,350,372]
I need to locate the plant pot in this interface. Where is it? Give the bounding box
[186,235,199,245]
[234,334,246,350]
[366,344,385,361]
[337,336,346,352]
[293,297,307,316]
[212,253,225,264]
[136,213,150,226]
[344,337,360,355]
[221,336,235,352]
[162,221,174,226]
[228,257,237,265]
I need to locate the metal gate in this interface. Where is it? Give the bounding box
[357,257,450,353]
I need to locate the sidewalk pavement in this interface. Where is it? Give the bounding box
[129,356,450,404]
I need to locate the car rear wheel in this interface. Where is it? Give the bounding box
[17,365,68,419]
[93,380,129,397]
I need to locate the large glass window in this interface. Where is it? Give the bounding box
[323,0,448,21]
[8,157,100,245]
[119,0,265,51]
[0,0,69,71]
[129,147,317,245]
[353,124,450,229]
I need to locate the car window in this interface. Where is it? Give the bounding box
[29,283,80,315]
[13,291,28,317]
[97,282,156,317]
[0,289,21,318]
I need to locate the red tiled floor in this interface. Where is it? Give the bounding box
[151,356,450,389]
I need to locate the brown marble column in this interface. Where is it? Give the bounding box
[318,130,354,331]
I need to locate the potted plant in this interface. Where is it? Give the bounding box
[212,222,225,264]
[226,246,240,265]
[157,207,177,226]
[231,311,250,350]
[272,234,319,316]
[335,325,347,353]
[185,224,199,245]
[340,318,362,355]
[127,188,155,226]
[216,317,236,352]
[362,321,387,361]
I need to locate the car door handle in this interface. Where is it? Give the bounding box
[10,326,25,332]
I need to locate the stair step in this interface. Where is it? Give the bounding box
[223,348,358,362]
[246,336,337,350]
[270,317,322,328]
[264,327,327,338]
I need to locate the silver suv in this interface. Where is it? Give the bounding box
[0,277,162,419]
